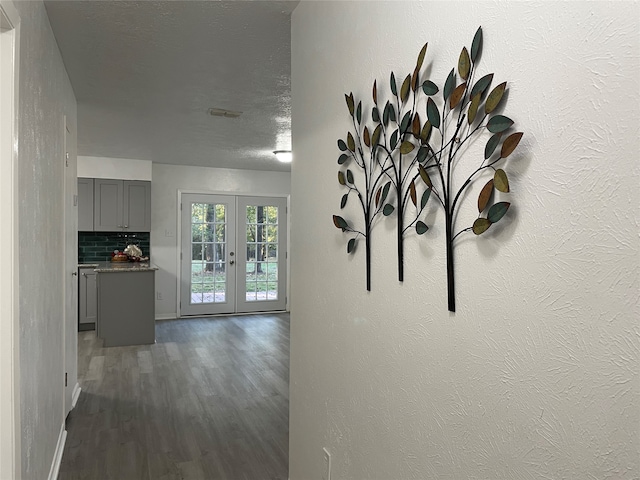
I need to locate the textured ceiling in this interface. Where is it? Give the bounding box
[44,1,297,172]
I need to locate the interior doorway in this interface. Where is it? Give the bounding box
[180,194,287,316]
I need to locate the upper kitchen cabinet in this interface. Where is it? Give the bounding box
[77,178,94,231]
[94,179,151,232]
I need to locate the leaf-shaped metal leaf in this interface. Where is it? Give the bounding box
[372,107,380,123]
[485,82,506,114]
[380,182,392,206]
[450,82,467,109]
[418,164,432,188]
[487,115,513,133]
[421,188,431,209]
[373,80,378,104]
[338,139,347,151]
[472,217,491,235]
[338,171,346,185]
[412,113,421,137]
[345,93,354,116]
[458,47,470,80]
[422,80,439,96]
[484,132,502,159]
[477,179,494,212]
[494,169,509,192]
[500,132,523,158]
[356,101,362,124]
[390,129,399,150]
[471,26,482,63]
[400,141,415,154]
[389,104,396,122]
[375,186,382,207]
[468,93,480,124]
[420,121,432,143]
[383,102,390,126]
[363,126,370,147]
[416,221,429,235]
[401,74,411,103]
[346,169,354,184]
[409,180,417,206]
[416,42,428,71]
[333,215,348,230]
[390,72,397,96]
[347,238,356,254]
[487,202,510,223]
[338,153,349,165]
[416,146,428,164]
[383,204,395,216]
[411,66,419,92]
[400,111,412,134]
[340,193,348,209]
[347,132,355,151]
[443,68,456,101]
[372,124,382,147]
[426,98,440,128]
[470,73,493,99]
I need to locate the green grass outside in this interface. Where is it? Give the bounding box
[191,261,278,294]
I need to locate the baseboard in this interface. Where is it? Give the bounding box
[71,383,81,409]
[155,313,177,321]
[47,423,67,480]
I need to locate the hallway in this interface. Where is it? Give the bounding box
[59,314,289,479]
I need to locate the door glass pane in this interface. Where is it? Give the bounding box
[191,202,227,304]
[245,205,279,302]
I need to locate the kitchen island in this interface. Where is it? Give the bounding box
[80,261,158,347]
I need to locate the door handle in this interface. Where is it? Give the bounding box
[72,272,77,276]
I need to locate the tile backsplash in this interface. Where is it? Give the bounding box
[78,232,150,263]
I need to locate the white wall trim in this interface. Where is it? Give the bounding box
[155,313,177,321]
[47,423,66,480]
[71,383,81,410]
[0,2,20,478]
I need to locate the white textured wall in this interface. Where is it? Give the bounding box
[78,155,152,180]
[13,0,77,478]
[151,163,291,318]
[290,2,639,479]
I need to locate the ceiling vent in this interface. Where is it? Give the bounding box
[207,108,242,118]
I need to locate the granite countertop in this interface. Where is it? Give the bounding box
[78,261,159,273]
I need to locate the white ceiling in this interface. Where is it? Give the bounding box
[44,0,297,172]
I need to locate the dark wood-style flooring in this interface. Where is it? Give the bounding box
[59,313,289,480]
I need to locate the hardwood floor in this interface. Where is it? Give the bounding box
[59,313,289,480]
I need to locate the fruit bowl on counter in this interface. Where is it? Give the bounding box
[111,249,149,262]
[111,251,128,262]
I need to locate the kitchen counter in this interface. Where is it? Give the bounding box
[78,261,159,273]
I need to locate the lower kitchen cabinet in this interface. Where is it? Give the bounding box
[97,269,156,347]
[78,266,97,331]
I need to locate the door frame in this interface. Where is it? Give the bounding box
[176,189,290,318]
[62,115,79,417]
[0,1,20,477]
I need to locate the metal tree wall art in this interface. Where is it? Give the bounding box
[332,27,524,312]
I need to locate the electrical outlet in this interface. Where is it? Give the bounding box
[156,292,163,300]
[322,447,331,480]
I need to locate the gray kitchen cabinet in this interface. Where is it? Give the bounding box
[97,269,156,347]
[77,178,94,231]
[94,179,151,232]
[123,180,152,231]
[78,266,97,330]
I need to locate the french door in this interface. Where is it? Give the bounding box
[180,194,287,316]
